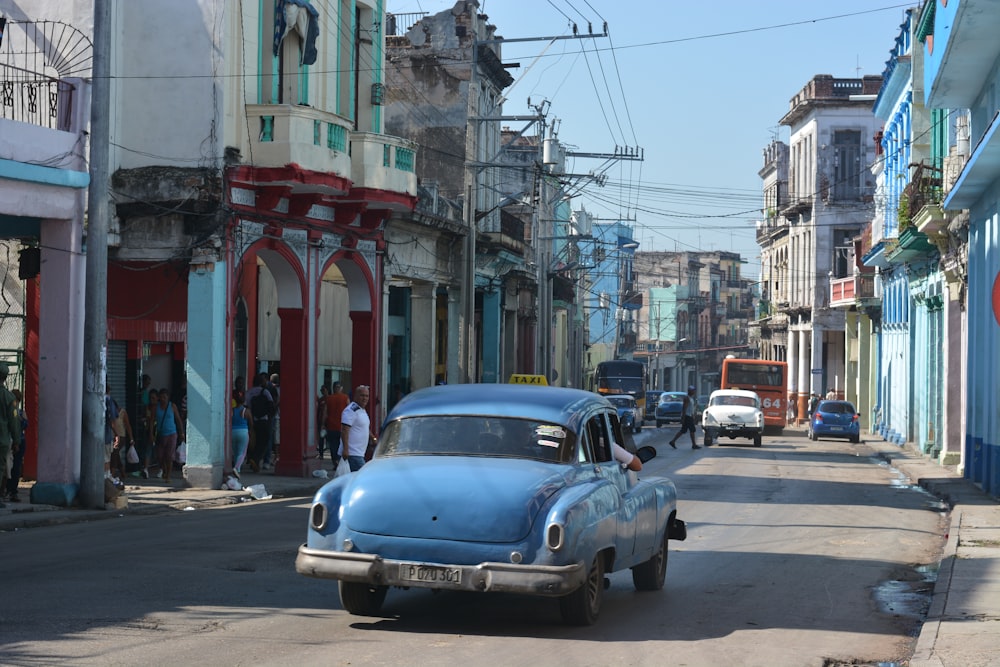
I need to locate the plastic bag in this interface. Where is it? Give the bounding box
[244,483,271,500]
[311,469,329,479]
[126,444,140,464]
[334,462,352,479]
[175,441,187,464]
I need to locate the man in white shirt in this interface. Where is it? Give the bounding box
[339,385,374,472]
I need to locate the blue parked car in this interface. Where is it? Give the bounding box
[296,383,687,625]
[808,400,861,443]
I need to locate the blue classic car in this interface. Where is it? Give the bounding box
[296,383,687,625]
[606,394,641,433]
[655,391,688,428]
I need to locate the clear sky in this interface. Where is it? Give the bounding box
[386,0,915,278]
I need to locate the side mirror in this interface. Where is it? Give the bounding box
[636,445,657,463]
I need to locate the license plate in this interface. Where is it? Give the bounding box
[400,563,462,585]
[829,426,843,431]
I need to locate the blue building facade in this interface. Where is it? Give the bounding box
[584,221,638,371]
[923,0,1000,496]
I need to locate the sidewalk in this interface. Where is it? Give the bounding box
[0,468,330,532]
[2,439,998,666]
[855,434,1000,667]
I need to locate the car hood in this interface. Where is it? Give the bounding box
[705,406,759,423]
[339,457,567,543]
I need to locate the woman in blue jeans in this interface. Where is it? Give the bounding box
[231,391,251,475]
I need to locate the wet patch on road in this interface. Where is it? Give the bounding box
[873,563,937,622]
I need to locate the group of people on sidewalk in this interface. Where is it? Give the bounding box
[105,374,187,486]
[315,382,376,473]
[230,376,375,478]
[231,372,281,475]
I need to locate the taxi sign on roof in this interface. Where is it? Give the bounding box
[508,374,548,385]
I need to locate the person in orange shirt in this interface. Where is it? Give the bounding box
[320,381,349,467]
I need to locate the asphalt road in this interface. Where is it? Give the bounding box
[0,427,946,667]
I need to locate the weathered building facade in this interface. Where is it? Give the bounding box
[634,250,753,395]
[770,74,882,422]
[5,0,418,497]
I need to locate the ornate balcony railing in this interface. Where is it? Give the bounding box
[1,20,91,131]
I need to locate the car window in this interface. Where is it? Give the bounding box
[710,395,758,408]
[379,416,573,463]
[659,392,686,404]
[819,401,855,414]
[585,415,606,462]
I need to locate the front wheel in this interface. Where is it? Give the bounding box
[632,530,668,591]
[753,433,762,447]
[703,432,712,447]
[339,581,388,616]
[560,555,604,625]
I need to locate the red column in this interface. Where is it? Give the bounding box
[274,307,308,476]
[350,309,378,429]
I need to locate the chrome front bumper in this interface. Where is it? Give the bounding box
[296,545,586,596]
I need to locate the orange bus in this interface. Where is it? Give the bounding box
[720,357,788,432]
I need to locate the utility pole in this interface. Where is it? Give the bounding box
[80,0,111,508]
[466,25,609,385]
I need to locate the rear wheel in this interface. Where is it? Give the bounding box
[808,427,817,441]
[632,530,668,591]
[850,434,860,444]
[339,581,388,616]
[560,554,604,625]
[753,434,762,447]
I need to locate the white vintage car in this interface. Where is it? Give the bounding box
[701,389,764,447]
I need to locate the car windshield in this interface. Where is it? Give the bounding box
[819,401,856,414]
[710,395,759,408]
[607,397,634,408]
[659,392,686,404]
[377,415,574,463]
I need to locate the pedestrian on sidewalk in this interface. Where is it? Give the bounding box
[4,387,27,502]
[155,388,185,484]
[321,381,349,467]
[137,383,158,479]
[246,373,274,473]
[316,383,329,459]
[231,390,250,477]
[0,364,19,507]
[339,384,373,472]
[668,385,701,450]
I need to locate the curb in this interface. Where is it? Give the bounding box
[908,507,960,667]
